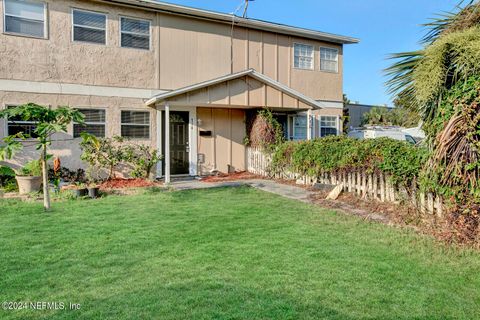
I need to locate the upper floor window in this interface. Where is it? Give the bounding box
[72,9,106,45]
[3,0,46,38]
[320,47,338,72]
[120,17,150,50]
[73,109,106,138]
[320,116,338,137]
[293,43,314,70]
[121,111,150,139]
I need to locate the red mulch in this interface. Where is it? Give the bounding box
[200,171,261,183]
[99,178,159,190]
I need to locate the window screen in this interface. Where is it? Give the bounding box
[320,47,338,72]
[120,17,150,50]
[320,116,338,137]
[4,0,46,38]
[121,111,150,139]
[6,106,38,137]
[293,116,307,140]
[72,9,106,44]
[294,44,314,70]
[73,109,106,138]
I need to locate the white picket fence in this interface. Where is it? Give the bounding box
[246,146,444,216]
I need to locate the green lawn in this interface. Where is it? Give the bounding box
[0,186,479,319]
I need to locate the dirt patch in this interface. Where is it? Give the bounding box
[200,171,262,183]
[99,178,161,190]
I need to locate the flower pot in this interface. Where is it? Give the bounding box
[87,187,100,199]
[15,176,42,195]
[72,188,88,198]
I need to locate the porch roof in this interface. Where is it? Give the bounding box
[145,69,322,110]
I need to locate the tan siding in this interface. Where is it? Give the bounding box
[158,14,231,89]
[231,109,246,171]
[197,107,245,175]
[164,75,308,109]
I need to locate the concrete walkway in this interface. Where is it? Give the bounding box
[169,178,315,203]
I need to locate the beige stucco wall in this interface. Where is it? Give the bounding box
[197,107,246,175]
[0,0,159,89]
[0,91,156,172]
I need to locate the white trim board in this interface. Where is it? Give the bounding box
[0,79,166,99]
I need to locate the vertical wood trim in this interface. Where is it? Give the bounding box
[261,31,264,73]
[246,29,250,69]
[227,81,231,106]
[156,12,161,89]
[212,108,216,170]
[288,36,292,87]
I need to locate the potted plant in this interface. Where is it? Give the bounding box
[15,160,42,195]
[84,161,101,199]
[87,183,100,199]
[71,182,88,198]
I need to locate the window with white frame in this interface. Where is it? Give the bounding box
[73,109,106,138]
[120,17,150,50]
[320,47,338,72]
[72,9,106,44]
[5,106,38,137]
[294,43,314,70]
[320,116,338,137]
[121,111,150,139]
[289,115,307,140]
[3,0,46,38]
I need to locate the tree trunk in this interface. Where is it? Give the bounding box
[42,145,50,211]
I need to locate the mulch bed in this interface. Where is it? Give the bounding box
[200,171,262,183]
[99,178,161,190]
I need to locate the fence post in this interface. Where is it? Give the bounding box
[379,172,385,202]
[435,195,443,217]
[427,193,434,215]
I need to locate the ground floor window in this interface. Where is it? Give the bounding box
[288,115,308,140]
[320,116,338,137]
[5,105,38,137]
[73,109,106,138]
[121,110,150,139]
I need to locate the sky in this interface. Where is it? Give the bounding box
[159,0,462,106]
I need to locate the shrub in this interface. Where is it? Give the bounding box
[0,165,17,192]
[271,136,428,188]
[80,133,161,180]
[19,160,42,177]
[123,144,162,179]
[246,108,284,151]
[80,134,127,180]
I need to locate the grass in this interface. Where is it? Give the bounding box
[0,186,479,319]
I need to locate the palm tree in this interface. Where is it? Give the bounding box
[385,1,480,204]
[385,1,480,135]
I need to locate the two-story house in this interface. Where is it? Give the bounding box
[0,0,358,181]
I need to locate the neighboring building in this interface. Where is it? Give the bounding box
[0,0,358,179]
[345,103,393,130]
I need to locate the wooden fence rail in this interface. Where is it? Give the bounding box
[246,146,444,217]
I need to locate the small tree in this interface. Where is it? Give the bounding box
[0,103,84,210]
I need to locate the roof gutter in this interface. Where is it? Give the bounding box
[99,0,359,44]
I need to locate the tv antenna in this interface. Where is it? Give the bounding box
[242,0,255,18]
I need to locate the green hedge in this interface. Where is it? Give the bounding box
[270,136,429,187]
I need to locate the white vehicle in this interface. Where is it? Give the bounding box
[348,126,417,144]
